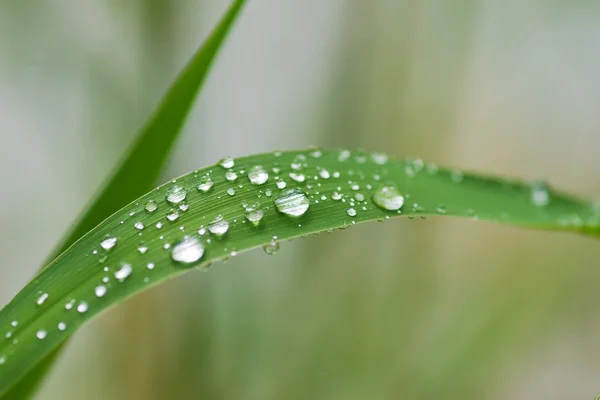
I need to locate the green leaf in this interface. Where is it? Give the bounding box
[3,0,247,398]
[0,148,598,395]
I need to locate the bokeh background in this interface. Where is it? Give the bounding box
[1,1,600,399]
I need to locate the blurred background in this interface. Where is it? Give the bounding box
[1,0,600,399]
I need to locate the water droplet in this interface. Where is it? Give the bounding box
[36,330,47,340]
[134,221,145,230]
[171,236,205,264]
[319,169,330,179]
[263,241,280,255]
[371,152,388,165]
[179,204,189,212]
[225,170,238,182]
[354,193,365,202]
[156,221,164,229]
[289,172,306,182]
[436,205,447,214]
[0,356,5,364]
[451,170,464,183]
[115,263,133,281]
[227,188,236,196]
[244,204,264,226]
[145,200,158,213]
[276,181,287,189]
[331,192,342,201]
[166,185,187,205]
[65,300,75,310]
[36,293,49,306]
[138,245,148,254]
[219,157,234,169]
[197,176,214,192]
[167,211,179,221]
[10,321,17,327]
[275,188,310,217]
[346,208,357,217]
[530,181,550,207]
[77,302,88,313]
[209,215,229,236]
[372,185,404,211]
[101,237,117,250]
[338,150,351,162]
[58,322,67,331]
[95,285,107,298]
[248,165,269,185]
[147,262,155,270]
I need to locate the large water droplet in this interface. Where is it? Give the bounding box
[263,241,280,255]
[115,263,133,281]
[372,185,404,211]
[219,156,235,169]
[244,204,264,226]
[530,181,550,207]
[248,165,269,185]
[197,175,214,192]
[166,186,187,205]
[171,236,204,264]
[209,215,229,236]
[101,237,117,250]
[275,188,310,217]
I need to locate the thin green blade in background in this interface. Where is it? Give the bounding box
[0,148,598,396]
[2,1,247,398]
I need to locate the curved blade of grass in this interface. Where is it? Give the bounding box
[0,148,598,395]
[4,1,247,398]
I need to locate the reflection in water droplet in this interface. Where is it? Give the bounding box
[219,157,234,169]
[166,185,187,204]
[197,176,214,192]
[209,215,229,236]
[115,263,133,281]
[372,185,404,211]
[145,200,158,213]
[248,165,269,185]
[275,188,310,217]
[171,236,205,264]
[101,237,117,250]
[263,241,280,255]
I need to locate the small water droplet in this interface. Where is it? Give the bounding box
[167,211,179,222]
[95,285,107,298]
[166,185,187,205]
[77,302,88,313]
[338,150,351,162]
[451,170,464,183]
[138,245,148,254]
[219,156,235,169]
[58,322,67,331]
[225,170,238,182]
[275,188,310,217]
[65,300,75,310]
[319,169,330,179]
[147,263,155,270]
[436,205,447,214]
[372,185,404,211]
[145,200,158,213]
[115,263,133,281]
[171,236,205,264]
[134,221,145,230]
[244,204,264,226]
[263,241,280,255]
[197,176,214,192]
[530,181,550,207]
[371,152,388,165]
[248,165,269,185]
[276,181,287,189]
[36,330,47,340]
[36,293,49,306]
[179,204,189,212]
[209,215,229,236]
[156,221,164,229]
[346,208,357,217]
[331,192,342,201]
[289,172,306,182]
[101,237,117,250]
[10,321,17,327]
[227,187,236,196]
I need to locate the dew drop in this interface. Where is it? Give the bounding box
[331,192,342,201]
[244,204,264,226]
[248,165,269,185]
[289,172,306,183]
[167,211,179,221]
[77,302,89,313]
[225,170,238,182]
[371,152,388,165]
[209,215,229,236]
[134,221,145,230]
[58,322,67,331]
[65,300,75,310]
[36,330,47,340]
[95,285,107,298]
[263,241,280,255]
[338,150,351,162]
[147,262,155,270]
[179,204,189,212]
[219,156,234,169]
[346,208,357,217]
[166,185,187,205]
[36,293,49,306]
[197,176,214,192]
[530,181,550,207]
[372,185,404,211]
[115,263,133,281]
[171,236,205,264]
[145,200,158,213]
[101,237,117,250]
[275,188,310,217]
[227,188,236,196]
[276,181,287,189]
[138,245,148,254]
[10,321,17,327]
[319,169,330,179]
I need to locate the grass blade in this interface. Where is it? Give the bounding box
[3,1,247,398]
[0,148,598,395]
